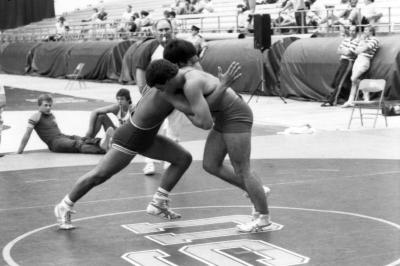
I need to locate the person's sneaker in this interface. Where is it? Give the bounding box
[54,203,76,230]
[143,162,155,175]
[146,197,181,220]
[236,215,271,233]
[100,127,114,151]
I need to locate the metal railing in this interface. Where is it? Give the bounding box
[1,6,400,43]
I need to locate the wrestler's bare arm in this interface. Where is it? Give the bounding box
[162,61,241,115]
[183,78,214,130]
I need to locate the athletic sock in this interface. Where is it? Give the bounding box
[62,195,74,208]
[258,214,271,225]
[154,187,169,200]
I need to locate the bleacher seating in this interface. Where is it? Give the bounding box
[2,0,400,43]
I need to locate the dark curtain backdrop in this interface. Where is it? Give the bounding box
[0,0,55,30]
[280,35,400,101]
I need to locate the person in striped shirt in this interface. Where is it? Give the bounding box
[342,24,379,107]
[321,24,360,106]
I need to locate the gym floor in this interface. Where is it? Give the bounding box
[0,74,399,266]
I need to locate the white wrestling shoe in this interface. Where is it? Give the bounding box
[236,214,272,233]
[54,203,76,230]
[143,162,155,176]
[146,197,181,220]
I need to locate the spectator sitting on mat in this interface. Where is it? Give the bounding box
[17,94,113,154]
[85,88,135,138]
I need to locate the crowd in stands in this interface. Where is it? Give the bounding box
[273,0,384,34]
[1,0,393,44]
[173,0,214,15]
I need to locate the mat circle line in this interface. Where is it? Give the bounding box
[3,205,400,266]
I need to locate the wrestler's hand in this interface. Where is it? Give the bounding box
[218,61,242,87]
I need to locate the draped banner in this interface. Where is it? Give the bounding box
[0,41,134,80]
[201,36,299,95]
[280,35,400,101]
[0,0,55,30]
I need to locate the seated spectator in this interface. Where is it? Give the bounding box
[81,8,100,23]
[275,4,297,33]
[128,16,138,33]
[186,25,208,56]
[334,0,352,24]
[281,0,308,33]
[17,94,113,154]
[360,0,382,33]
[346,0,362,26]
[97,7,108,21]
[85,89,134,138]
[188,0,199,13]
[342,24,379,107]
[139,10,153,28]
[197,0,214,13]
[118,5,134,32]
[54,16,70,41]
[175,0,189,14]
[321,24,360,106]
[308,0,328,24]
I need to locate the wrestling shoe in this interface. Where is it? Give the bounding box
[236,215,272,233]
[54,203,76,230]
[143,162,155,175]
[146,197,181,220]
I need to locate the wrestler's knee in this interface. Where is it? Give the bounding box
[178,150,192,168]
[203,159,219,175]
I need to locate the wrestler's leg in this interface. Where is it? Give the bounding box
[69,148,135,202]
[55,148,135,229]
[223,132,268,215]
[141,135,192,220]
[141,135,192,191]
[202,129,246,190]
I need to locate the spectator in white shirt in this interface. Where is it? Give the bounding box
[360,0,382,33]
[118,5,134,31]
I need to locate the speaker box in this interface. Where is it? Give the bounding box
[253,14,272,51]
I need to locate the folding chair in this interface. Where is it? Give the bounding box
[347,79,387,129]
[64,63,86,90]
